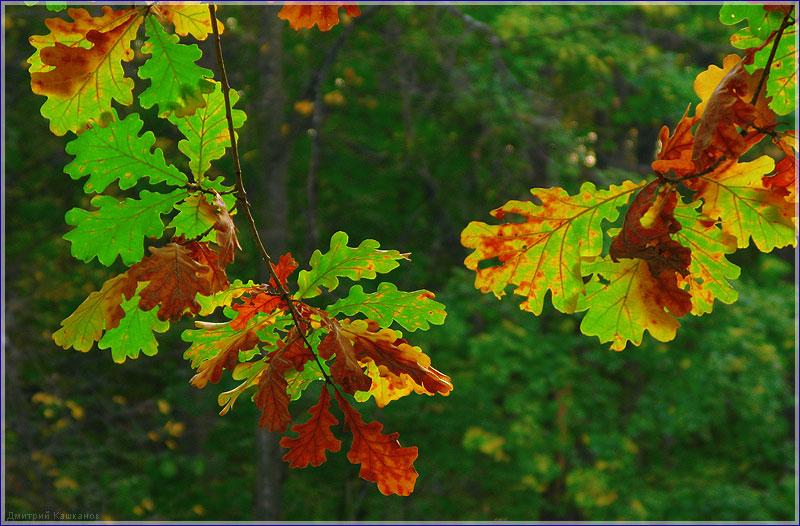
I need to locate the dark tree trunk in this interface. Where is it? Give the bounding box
[252,5,289,521]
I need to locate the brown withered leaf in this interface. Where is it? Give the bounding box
[610,181,692,317]
[131,242,219,321]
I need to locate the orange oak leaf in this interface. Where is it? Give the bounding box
[319,323,372,394]
[131,242,222,321]
[280,386,342,468]
[231,292,285,331]
[359,360,418,408]
[335,391,419,496]
[28,7,135,74]
[270,252,299,289]
[651,107,699,178]
[254,354,293,432]
[151,2,224,41]
[190,329,261,388]
[230,253,298,330]
[278,4,361,32]
[340,319,454,398]
[692,54,775,170]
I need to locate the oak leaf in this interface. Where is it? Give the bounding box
[64,189,186,267]
[98,292,170,363]
[29,7,142,135]
[319,323,372,394]
[196,279,257,316]
[255,360,291,432]
[280,386,342,468]
[296,231,409,299]
[691,54,775,169]
[130,242,223,321]
[673,203,741,316]
[335,391,419,496]
[169,193,218,240]
[327,283,446,332]
[278,4,361,32]
[168,83,246,181]
[64,111,188,193]
[461,181,641,315]
[52,272,137,352]
[211,192,240,266]
[684,155,795,251]
[152,2,224,41]
[138,16,214,118]
[610,181,691,292]
[651,107,698,178]
[578,258,687,351]
[340,319,453,398]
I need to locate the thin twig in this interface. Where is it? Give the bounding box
[208,5,333,386]
[750,7,795,106]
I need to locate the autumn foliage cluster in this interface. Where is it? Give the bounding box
[29,2,448,496]
[23,1,797,498]
[462,4,796,351]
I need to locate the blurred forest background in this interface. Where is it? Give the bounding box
[3,3,797,521]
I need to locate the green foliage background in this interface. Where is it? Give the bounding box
[3,4,796,521]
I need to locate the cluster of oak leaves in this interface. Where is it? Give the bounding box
[26,2,796,496]
[464,4,797,351]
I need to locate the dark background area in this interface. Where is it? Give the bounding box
[3,3,796,521]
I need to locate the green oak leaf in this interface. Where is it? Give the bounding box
[577,258,682,352]
[328,282,446,332]
[168,193,217,240]
[138,16,214,118]
[168,82,246,180]
[64,189,187,266]
[295,231,409,299]
[98,294,170,363]
[750,28,797,115]
[720,4,784,43]
[673,203,741,316]
[719,4,796,115]
[64,111,188,193]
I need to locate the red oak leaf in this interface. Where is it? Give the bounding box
[270,252,298,289]
[190,329,261,388]
[651,106,699,178]
[335,391,419,496]
[279,386,342,468]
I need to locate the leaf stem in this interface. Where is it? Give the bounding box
[208,4,333,386]
[750,7,795,107]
